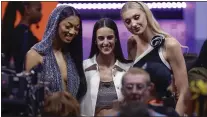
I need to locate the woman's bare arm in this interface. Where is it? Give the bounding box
[25,49,43,72]
[165,38,189,116]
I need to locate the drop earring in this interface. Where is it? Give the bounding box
[36,23,39,29]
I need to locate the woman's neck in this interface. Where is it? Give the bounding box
[137,26,156,44]
[96,53,115,68]
[52,38,66,52]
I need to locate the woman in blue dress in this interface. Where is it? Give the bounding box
[25,5,86,101]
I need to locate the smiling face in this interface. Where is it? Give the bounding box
[122,8,148,35]
[96,27,116,55]
[58,16,80,44]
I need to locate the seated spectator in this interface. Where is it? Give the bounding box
[183,53,198,72]
[43,91,80,117]
[188,39,207,116]
[188,39,207,82]
[107,67,179,117]
[119,102,166,117]
[119,102,150,117]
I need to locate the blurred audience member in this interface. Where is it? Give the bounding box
[119,102,151,117]
[188,39,207,82]
[106,68,179,117]
[43,91,80,117]
[183,53,198,72]
[121,68,152,104]
[188,39,207,116]
[119,102,166,117]
[122,67,179,116]
[2,1,42,72]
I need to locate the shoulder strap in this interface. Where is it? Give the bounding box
[133,45,154,65]
[133,34,165,65]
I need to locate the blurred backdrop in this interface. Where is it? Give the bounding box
[1,1,207,59]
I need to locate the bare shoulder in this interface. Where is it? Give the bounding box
[164,37,183,61]
[27,49,39,56]
[26,49,43,69]
[164,37,181,49]
[27,49,43,62]
[25,49,43,72]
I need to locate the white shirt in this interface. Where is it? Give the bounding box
[80,55,132,116]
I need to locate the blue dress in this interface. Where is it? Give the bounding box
[32,5,80,98]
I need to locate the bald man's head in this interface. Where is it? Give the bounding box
[122,68,151,86]
[121,68,153,103]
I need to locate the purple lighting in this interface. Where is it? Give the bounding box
[57,2,187,9]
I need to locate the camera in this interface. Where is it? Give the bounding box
[1,66,45,117]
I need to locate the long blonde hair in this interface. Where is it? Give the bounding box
[121,2,188,51]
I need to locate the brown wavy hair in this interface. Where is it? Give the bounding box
[43,91,80,117]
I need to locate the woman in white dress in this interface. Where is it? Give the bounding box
[80,18,132,116]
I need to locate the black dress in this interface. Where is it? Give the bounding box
[11,24,38,73]
[133,35,173,99]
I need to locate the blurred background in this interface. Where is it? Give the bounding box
[1,1,207,59]
[1,2,207,117]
